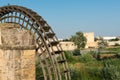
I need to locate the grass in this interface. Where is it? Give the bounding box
[64,47,120,80]
[36,47,120,80]
[103,47,120,52]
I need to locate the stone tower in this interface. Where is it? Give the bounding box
[0,23,36,80]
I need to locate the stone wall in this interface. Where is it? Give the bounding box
[0,23,36,80]
[59,42,77,51]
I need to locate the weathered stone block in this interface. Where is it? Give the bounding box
[0,23,36,80]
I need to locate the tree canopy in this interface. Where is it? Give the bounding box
[70,31,87,49]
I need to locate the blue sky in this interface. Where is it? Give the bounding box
[0,0,120,39]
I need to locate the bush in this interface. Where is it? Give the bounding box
[115,43,120,46]
[101,59,120,80]
[70,68,82,80]
[116,53,120,58]
[87,67,102,80]
[79,53,95,63]
[72,49,80,56]
[70,66,102,80]
[36,66,44,80]
[64,51,74,63]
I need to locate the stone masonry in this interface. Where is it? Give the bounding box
[0,23,36,80]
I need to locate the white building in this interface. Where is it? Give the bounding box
[103,37,116,41]
[102,36,120,46]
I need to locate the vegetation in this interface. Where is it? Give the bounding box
[109,38,119,41]
[98,37,108,48]
[36,46,120,80]
[101,59,120,80]
[65,47,120,80]
[70,31,87,49]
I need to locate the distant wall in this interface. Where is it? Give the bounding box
[59,42,77,51]
[107,41,120,46]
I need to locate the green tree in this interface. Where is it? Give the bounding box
[98,37,108,48]
[70,31,87,49]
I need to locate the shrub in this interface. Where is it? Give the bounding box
[115,43,120,46]
[72,49,80,56]
[87,67,102,80]
[36,66,44,80]
[101,59,120,80]
[64,51,74,63]
[79,53,95,63]
[70,68,82,80]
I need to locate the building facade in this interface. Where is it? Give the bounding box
[60,42,77,51]
[84,32,98,48]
